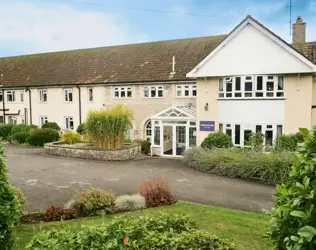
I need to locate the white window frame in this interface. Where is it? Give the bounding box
[6,91,16,102]
[20,90,24,102]
[145,120,152,142]
[64,116,74,130]
[39,116,48,128]
[7,116,17,125]
[88,87,93,102]
[0,91,3,103]
[64,88,73,102]
[39,89,47,103]
[218,75,284,99]
[113,87,132,99]
[143,86,163,98]
[176,84,197,98]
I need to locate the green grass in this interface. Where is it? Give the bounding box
[14,202,272,250]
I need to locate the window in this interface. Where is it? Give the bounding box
[218,75,284,99]
[153,121,161,146]
[64,116,74,130]
[39,89,47,102]
[20,90,24,102]
[88,88,93,102]
[114,87,132,99]
[125,125,133,141]
[277,125,283,138]
[144,86,163,98]
[145,120,152,142]
[176,85,197,97]
[0,91,2,102]
[6,91,15,102]
[177,126,186,143]
[64,88,73,102]
[235,125,240,145]
[40,116,48,128]
[7,116,17,125]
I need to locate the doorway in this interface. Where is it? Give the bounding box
[163,125,186,157]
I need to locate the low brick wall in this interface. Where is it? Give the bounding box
[44,142,141,161]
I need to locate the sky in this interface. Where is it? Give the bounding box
[0,0,315,57]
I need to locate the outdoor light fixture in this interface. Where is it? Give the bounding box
[204,103,209,111]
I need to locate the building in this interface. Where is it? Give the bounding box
[0,15,315,156]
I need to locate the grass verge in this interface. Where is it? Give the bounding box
[14,202,272,250]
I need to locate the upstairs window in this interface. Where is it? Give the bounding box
[88,88,93,102]
[114,87,132,99]
[218,75,284,99]
[20,90,24,102]
[143,86,163,98]
[176,85,197,97]
[64,88,73,102]
[0,91,3,102]
[39,89,47,102]
[6,91,15,102]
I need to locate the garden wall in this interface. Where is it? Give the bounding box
[44,142,141,161]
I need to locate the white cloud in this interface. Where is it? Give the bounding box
[0,1,149,55]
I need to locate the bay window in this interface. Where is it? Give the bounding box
[218,75,284,99]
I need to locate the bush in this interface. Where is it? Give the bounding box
[273,133,302,152]
[28,128,59,146]
[0,124,15,140]
[11,124,29,135]
[26,214,234,249]
[201,132,233,149]
[246,132,264,151]
[76,123,86,135]
[140,177,176,207]
[10,186,27,215]
[183,147,293,185]
[11,131,30,144]
[44,205,77,222]
[72,187,116,216]
[0,144,20,249]
[28,124,38,130]
[268,128,316,249]
[42,122,60,131]
[133,139,151,154]
[60,131,81,144]
[86,105,134,149]
[115,194,146,211]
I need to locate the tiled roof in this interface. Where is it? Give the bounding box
[0,35,226,87]
[0,33,315,87]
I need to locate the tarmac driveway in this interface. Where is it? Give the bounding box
[6,144,275,213]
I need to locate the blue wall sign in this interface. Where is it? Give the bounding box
[200,121,215,131]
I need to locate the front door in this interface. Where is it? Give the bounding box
[162,125,186,156]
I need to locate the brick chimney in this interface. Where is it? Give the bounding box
[292,16,306,43]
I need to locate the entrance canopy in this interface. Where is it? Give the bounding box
[151,104,196,121]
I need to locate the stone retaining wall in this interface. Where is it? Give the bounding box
[44,142,141,161]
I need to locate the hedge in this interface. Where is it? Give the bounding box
[42,122,60,131]
[0,124,15,140]
[11,124,30,135]
[183,147,293,185]
[11,131,30,144]
[28,128,59,146]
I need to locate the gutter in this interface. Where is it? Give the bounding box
[2,79,196,89]
[76,85,82,124]
[26,88,32,124]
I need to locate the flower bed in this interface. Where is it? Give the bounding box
[44,142,141,161]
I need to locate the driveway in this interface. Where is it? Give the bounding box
[6,144,275,213]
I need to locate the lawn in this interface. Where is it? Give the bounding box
[14,202,273,250]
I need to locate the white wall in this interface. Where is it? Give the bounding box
[218,100,284,124]
[195,24,312,77]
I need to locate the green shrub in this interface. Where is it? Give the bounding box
[86,105,133,149]
[11,131,30,144]
[0,144,20,249]
[183,147,293,185]
[0,124,15,140]
[28,128,59,146]
[274,133,301,152]
[115,194,146,211]
[60,131,80,144]
[28,124,38,130]
[201,132,233,149]
[133,139,151,154]
[246,132,264,151]
[42,122,60,131]
[268,128,316,249]
[26,214,234,249]
[72,187,116,216]
[76,123,86,135]
[10,186,27,215]
[11,124,29,135]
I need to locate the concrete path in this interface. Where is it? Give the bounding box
[6,144,275,213]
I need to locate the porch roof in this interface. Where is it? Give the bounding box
[151,104,196,120]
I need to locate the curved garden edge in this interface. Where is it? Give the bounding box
[44,141,141,161]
